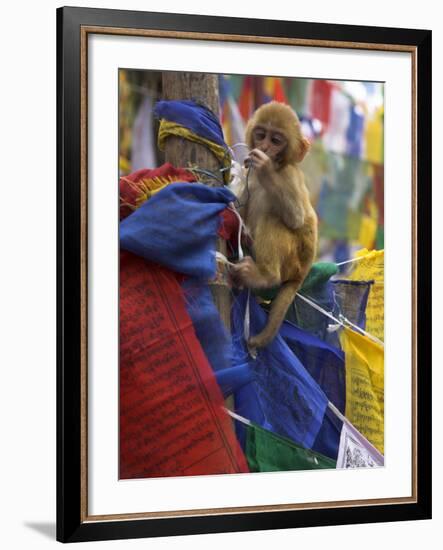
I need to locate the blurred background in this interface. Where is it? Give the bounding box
[119,70,384,263]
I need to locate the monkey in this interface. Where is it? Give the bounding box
[230,101,318,349]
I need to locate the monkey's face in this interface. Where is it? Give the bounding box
[251,124,288,164]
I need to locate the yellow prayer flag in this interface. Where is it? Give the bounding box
[358,215,377,250]
[119,155,131,174]
[264,77,275,97]
[157,120,231,183]
[347,248,384,342]
[364,106,384,164]
[340,327,384,454]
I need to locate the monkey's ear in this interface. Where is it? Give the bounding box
[244,119,254,150]
[296,137,311,162]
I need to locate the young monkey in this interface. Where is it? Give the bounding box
[231,101,318,349]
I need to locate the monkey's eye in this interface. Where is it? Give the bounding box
[253,129,266,141]
[271,135,286,146]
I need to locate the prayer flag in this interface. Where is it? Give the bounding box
[309,79,334,131]
[119,251,249,478]
[238,76,255,122]
[311,405,343,461]
[340,327,384,454]
[358,214,378,250]
[232,291,329,451]
[317,156,356,240]
[330,279,372,330]
[232,292,346,462]
[364,105,384,164]
[347,248,384,341]
[286,262,338,343]
[154,99,228,148]
[286,79,310,117]
[119,163,196,220]
[181,279,233,374]
[279,320,346,414]
[322,87,351,155]
[346,104,365,158]
[245,421,336,473]
[263,77,289,104]
[131,95,156,172]
[336,415,384,468]
[373,164,385,226]
[120,182,236,280]
[154,99,232,183]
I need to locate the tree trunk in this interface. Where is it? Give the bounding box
[162,72,222,177]
[162,72,231,329]
[162,72,234,417]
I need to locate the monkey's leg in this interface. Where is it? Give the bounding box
[232,256,280,289]
[248,226,309,348]
[234,219,287,289]
[248,278,302,349]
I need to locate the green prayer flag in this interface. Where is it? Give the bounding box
[375,225,384,249]
[299,262,339,295]
[245,422,336,472]
[254,261,338,302]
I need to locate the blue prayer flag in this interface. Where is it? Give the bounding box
[231,291,329,451]
[279,321,346,414]
[154,99,228,149]
[120,182,235,280]
[311,405,343,461]
[346,105,365,158]
[330,279,372,330]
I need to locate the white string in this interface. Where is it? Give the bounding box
[226,205,252,346]
[227,205,245,261]
[327,402,384,459]
[218,205,254,351]
[213,258,383,346]
[228,141,249,158]
[335,251,382,267]
[230,142,249,148]
[338,314,384,347]
[215,251,234,266]
[224,407,252,427]
[226,404,383,460]
[295,293,384,348]
[295,293,344,326]
[214,252,253,352]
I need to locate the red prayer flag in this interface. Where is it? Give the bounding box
[309,80,334,131]
[119,163,196,220]
[273,79,289,104]
[238,76,254,122]
[119,251,249,479]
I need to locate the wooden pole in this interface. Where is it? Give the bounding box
[162,72,234,416]
[161,72,231,329]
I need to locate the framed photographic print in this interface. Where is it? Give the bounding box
[57,6,432,543]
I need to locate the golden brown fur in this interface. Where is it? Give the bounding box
[232,101,318,348]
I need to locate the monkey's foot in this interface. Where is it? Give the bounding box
[248,332,273,349]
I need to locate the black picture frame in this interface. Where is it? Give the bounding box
[57,6,432,543]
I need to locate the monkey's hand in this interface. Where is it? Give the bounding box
[230,256,263,288]
[247,149,273,176]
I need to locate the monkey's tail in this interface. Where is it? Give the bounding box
[248,280,300,349]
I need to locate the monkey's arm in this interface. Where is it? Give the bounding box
[259,171,306,230]
[248,149,306,230]
[267,173,306,229]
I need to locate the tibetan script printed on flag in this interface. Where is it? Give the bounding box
[336,417,384,468]
[348,248,384,341]
[119,251,248,479]
[340,327,384,454]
